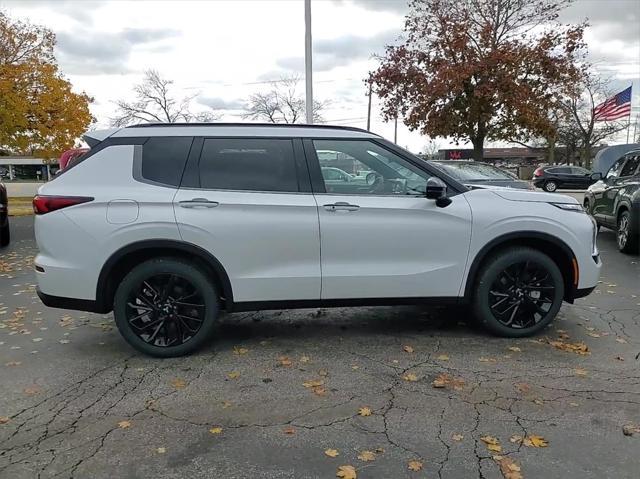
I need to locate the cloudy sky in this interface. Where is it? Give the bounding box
[2,0,639,152]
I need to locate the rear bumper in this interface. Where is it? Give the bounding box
[36,287,105,313]
[572,285,597,300]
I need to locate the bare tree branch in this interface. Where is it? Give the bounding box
[111,69,220,126]
[242,75,326,124]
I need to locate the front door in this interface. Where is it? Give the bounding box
[593,157,627,226]
[174,137,320,303]
[307,139,472,299]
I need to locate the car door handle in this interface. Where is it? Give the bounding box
[323,202,360,212]
[179,198,219,208]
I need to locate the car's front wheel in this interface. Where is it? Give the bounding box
[113,258,219,357]
[543,181,557,192]
[473,247,564,337]
[617,210,639,254]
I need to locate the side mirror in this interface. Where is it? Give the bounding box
[590,172,602,181]
[425,177,452,207]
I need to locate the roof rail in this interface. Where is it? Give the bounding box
[124,122,380,136]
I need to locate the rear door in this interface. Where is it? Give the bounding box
[570,166,592,188]
[593,157,627,226]
[173,137,320,303]
[306,138,472,300]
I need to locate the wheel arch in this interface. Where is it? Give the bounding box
[463,231,578,303]
[96,240,234,313]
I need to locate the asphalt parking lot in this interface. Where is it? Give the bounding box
[1,216,639,479]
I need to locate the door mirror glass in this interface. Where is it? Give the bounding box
[425,177,447,199]
[590,172,603,181]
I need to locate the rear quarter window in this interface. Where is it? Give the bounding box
[141,137,193,186]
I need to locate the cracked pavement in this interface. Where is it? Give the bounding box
[1,216,639,478]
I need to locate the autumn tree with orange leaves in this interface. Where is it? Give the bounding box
[369,0,586,160]
[0,11,93,158]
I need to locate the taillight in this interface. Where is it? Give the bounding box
[533,168,543,177]
[33,195,93,215]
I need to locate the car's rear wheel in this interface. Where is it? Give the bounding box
[0,219,9,247]
[473,247,564,337]
[617,210,639,254]
[543,181,557,192]
[113,258,219,357]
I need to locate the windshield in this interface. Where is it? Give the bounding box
[434,162,516,181]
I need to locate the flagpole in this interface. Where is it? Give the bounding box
[626,83,633,144]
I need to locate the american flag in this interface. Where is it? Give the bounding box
[593,86,632,121]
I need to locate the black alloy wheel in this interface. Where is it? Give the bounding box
[617,210,639,254]
[473,247,564,337]
[488,261,556,329]
[114,258,218,357]
[126,273,205,347]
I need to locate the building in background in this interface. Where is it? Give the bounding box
[0,157,56,182]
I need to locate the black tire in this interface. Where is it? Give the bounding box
[617,210,639,254]
[0,220,9,247]
[543,181,557,192]
[473,247,564,338]
[113,257,219,357]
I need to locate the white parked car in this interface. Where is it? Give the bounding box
[34,124,601,357]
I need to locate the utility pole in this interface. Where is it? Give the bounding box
[366,81,373,131]
[394,115,398,144]
[304,0,313,124]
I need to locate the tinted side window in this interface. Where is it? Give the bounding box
[620,156,640,177]
[141,137,193,186]
[551,167,571,174]
[606,158,626,180]
[198,138,298,192]
[571,167,588,175]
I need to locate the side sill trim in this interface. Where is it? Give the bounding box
[231,297,462,313]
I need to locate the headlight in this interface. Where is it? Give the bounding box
[551,203,585,213]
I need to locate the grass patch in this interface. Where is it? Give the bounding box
[8,197,34,217]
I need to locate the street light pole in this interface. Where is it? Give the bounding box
[304,0,313,124]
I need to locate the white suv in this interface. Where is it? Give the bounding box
[34,124,601,357]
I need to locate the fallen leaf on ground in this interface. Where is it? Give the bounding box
[481,435,502,452]
[403,345,414,353]
[432,373,465,390]
[318,369,329,377]
[222,400,232,409]
[325,448,339,457]
[515,383,531,394]
[493,455,523,479]
[117,420,131,429]
[479,357,497,363]
[5,361,21,366]
[436,354,450,361]
[23,387,40,396]
[509,435,522,443]
[156,447,166,454]
[283,426,296,435]
[508,346,521,352]
[0,416,9,424]
[312,386,327,396]
[615,356,624,361]
[523,435,548,447]
[227,371,240,379]
[357,450,376,461]
[452,433,464,441]
[209,426,223,434]
[233,346,248,355]
[170,378,186,389]
[622,424,640,436]
[569,402,579,407]
[303,379,324,388]
[574,368,588,377]
[300,355,310,363]
[615,337,627,344]
[358,406,372,417]
[407,460,423,471]
[278,356,292,367]
[336,465,357,479]
[533,398,544,405]
[548,339,590,355]
[402,373,419,382]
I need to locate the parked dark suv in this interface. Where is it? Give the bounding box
[0,181,8,247]
[533,165,598,192]
[584,151,640,253]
